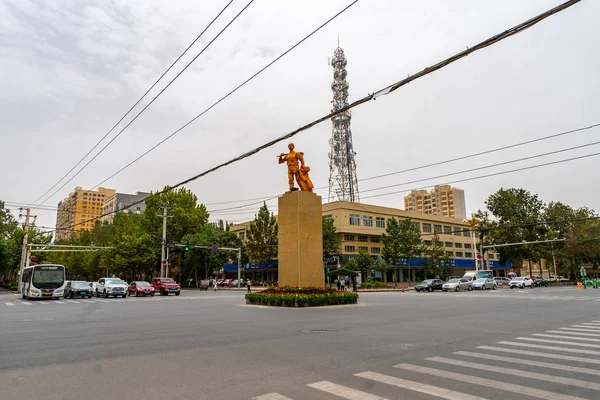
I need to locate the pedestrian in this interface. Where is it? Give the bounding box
[247,278,252,293]
[337,278,341,291]
[345,276,350,287]
[340,277,345,292]
[213,279,218,291]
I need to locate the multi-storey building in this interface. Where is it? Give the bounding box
[101,191,150,223]
[229,200,509,283]
[55,186,116,241]
[404,185,466,219]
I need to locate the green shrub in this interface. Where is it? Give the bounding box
[360,281,388,289]
[260,286,335,295]
[245,292,358,307]
[8,284,18,291]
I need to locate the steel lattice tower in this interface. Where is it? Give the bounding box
[328,43,359,203]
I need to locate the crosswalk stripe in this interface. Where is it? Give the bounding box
[454,351,600,377]
[393,363,584,400]
[581,323,600,327]
[549,330,600,337]
[307,381,388,400]
[95,299,109,303]
[5,302,14,306]
[534,333,600,342]
[38,301,51,305]
[53,301,66,305]
[516,336,600,349]
[252,393,294,400]
[497,340,600,356]
[560,327,600,333]
[572,325,600,330]
[68,300,80,304]
[477,345,600,365]
[20,301,31,306]
[354,371,486,400]
[428,356,600,391]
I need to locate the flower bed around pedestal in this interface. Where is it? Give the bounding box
[245,287,359,307]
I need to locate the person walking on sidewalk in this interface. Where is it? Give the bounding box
[246,279,252,293]
[340,277,345,292]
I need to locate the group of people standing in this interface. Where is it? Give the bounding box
[336,276,356,292]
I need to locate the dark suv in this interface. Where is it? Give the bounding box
[534,277,548,287]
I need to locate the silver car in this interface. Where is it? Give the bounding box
[494,277,511,287]
[442,278,472,292]
[472,278,497,290]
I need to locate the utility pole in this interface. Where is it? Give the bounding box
[159,207,171,278]
[18,208,32,286]
[237,248,242,288]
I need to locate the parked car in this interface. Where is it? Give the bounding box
[509,276,534,289]
[494,277,511,287]
[442,278,472,292]
[415,279,444,292]
[64,281,93,298]
[533,277,548,287]
[128,281,155,297]
[219,278,233,287]
[152,277,181,296]
[199,280,210,290]
[472,278,497,290]
[96,277,128,298]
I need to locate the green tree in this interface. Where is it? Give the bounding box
[565,218,600,278]
[322,217,341,257]
[422,232,446,279]
[381,217,421,285]
[246,203,278,266]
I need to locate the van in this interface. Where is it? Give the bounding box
[463,270,493,282]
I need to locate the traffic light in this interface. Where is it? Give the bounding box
[185,242,189,251]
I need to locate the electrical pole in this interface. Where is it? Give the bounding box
[159,207,170,278]
[18,208,32,286]
[237,248,242,288]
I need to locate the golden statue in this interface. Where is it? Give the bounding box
[278,143,314,193]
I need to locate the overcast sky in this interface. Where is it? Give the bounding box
[1,0,599,230]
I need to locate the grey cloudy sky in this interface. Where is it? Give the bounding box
[1,0,599,230]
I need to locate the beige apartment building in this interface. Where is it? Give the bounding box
[55,186,116,241]
[230,200,508,283]
[404,185,467,219]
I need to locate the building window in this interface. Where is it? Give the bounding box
[376,217,385,228]
[463,230,471,237]
[454,227,463,236]
[357,236,368,243]
[324,214,332,221]
[363,216,373,227]
[464,243,472,249]
[412,222,420,232]
[344,234,355,241]
[444,242,453,248]
[350,214,360,226]
[422,223,432,233]
[344,245,356,253]
[455,243,463,249]
[423,240,432,246]
[371,247,381,254]
[456,252,464,257]
[434,225,442,234]
[465,252,473,258]
[443,226,452,234]
[446,251,454,257]
[371,236,380,243]
[239,232,245,240]
[358,246,368,252]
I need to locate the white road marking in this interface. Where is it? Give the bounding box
[581,323,600,327]
[454,351,600,376]
[393,363,584,400]
[497,341,600,356]
[68,300,80,304]
[560,327,600,333]
[571,325,600,330]
[307,381,388,400]
[94,299,109,303]
[4,302,14,306]
[252,393,295,400]
[548,330,600,337]
[534,333,600,342]
[53,301,66,305]
[38,301,51,305]
[516,336,600,349]
[478,345,600,364]
[20,301,31,306]
[429,356,600,391]
[354,371,487,400]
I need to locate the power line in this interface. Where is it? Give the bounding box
[32,0,254,209]
[88,0,361,191]
[26,0,236,208]
[33,0,582,238]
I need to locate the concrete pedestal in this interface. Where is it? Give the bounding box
[278,191,323,288]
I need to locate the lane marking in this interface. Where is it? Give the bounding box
[571,325,600,330]
[455,351,600,377]
[548,330,600,337]
[252,393,295,400]
[497,341,600,356]
[393,363,584,400]
[560,327,600,333]
[516,337,600,349]
[534,333,600,343]
[4,302,14,306]
[307,381,388,400]
[354,371,487,400]
[581,323,600,327]
[478,345,600,364]
[429,356,600,391]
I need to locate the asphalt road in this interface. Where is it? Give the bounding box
[1,286,600,400]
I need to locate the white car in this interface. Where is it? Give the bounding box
[509,276,534,289]
[472,278,497,290]
[442,278,472,292]
[96,277,128,298]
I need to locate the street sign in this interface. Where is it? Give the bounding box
[161,260,167,265]
[211,245,218,252]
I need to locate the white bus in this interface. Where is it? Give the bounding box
[21,264,66,300]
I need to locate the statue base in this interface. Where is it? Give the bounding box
[278,190,323,288]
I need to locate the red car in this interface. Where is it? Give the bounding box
[129,281,155,297]
[219,279,233,287]
[152,277,181,296]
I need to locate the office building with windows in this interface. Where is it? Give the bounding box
[404,185,467,219]
[101,191,150,223]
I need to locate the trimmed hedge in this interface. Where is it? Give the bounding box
[360,281,388,289]
[246,292,359,307]
[260,286,335,295]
